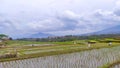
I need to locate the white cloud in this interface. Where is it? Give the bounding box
[116,0,120,7]
[62,10,80,19]
[0,0,120,38]
[27,19,64,32]
[1,8,120,37]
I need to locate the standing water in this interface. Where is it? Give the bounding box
[0,46,120,68]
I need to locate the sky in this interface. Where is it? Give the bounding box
[0,0,120,38]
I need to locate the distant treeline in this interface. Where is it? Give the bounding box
[16,34,120,42]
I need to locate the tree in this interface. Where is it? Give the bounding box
[0,34,10,47]
[0,34,8,39]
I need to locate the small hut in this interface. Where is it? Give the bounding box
[87,40,97,47]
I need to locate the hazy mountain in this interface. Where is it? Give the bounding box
[28,32,53,38]
[14,25,120,39]
[90,25,120,35]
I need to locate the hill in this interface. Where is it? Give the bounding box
[28,32,53,38]
[89,25,120,35]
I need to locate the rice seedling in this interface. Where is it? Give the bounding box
[111,64,120,68]
[0,46,120,68]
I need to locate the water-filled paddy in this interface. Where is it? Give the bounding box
[0,46,120,68]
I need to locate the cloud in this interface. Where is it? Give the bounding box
[114,9,120,16]
[91,9,120,26]
[56,10,80,30]
[48,9,120,36]
[26,19,64,32]
[0,0,120,38]
[25,10,81,33]
[1,8,120,37]
[116,0,120,7]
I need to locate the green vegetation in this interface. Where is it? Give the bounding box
[0,34,8,39]
[0,45,120,68]
[17,34,120,42]
[0,34,120,68]
[0,40,120,62]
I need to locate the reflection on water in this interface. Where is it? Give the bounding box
[0,46,120,68]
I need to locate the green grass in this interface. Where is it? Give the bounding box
[6,40,48,46]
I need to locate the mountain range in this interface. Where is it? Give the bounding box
[28,32,53,38]
[90,25,120,35]
[26,25,120,38]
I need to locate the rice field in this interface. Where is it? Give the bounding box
[112,64,120,68]
[0,46,120,68]
[110,62,120,68]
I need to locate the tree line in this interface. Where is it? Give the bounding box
[16,34,120,42]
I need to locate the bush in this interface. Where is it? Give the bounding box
[0,53,17,59]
